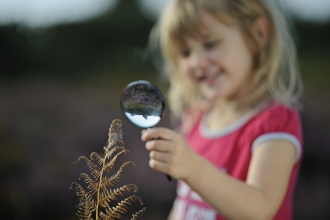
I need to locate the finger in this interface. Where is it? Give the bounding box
[141,129,147,135]
[149,151,170,163]
[141,127,175,141]
[149,159,169,174]
[145,139,171,152]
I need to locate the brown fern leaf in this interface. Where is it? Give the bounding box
[104,146,126,161]
[70,182,88,198]
[70,182,95,220]
[103,119,124,153]
[108,139,124,149]
[101,161,135,188]
[90,152,105,166]
[75,194,95,220]
[99,195,143,220]
[115,195,143,211]
[131,207,147,220]
[79,173,99,195]
[108,119,123,142]
[71,119,146,220]
[103,149,130,173]
[98,184,139,208]
[99,210,122,220]
[76,156,102,179]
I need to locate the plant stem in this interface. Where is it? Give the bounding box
[96,156,106,220]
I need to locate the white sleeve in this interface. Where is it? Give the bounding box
[251,132,302,163]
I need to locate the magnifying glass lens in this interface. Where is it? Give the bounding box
[121,80,165,129]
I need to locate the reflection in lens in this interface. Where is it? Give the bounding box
[121,80,165,128]
[125,113,161,128]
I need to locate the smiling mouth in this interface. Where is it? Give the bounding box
[199,71,222,86]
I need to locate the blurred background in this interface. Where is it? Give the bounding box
[0,0,329,219]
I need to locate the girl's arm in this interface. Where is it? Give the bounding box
[142,128,296,220]
[167,208,176,220]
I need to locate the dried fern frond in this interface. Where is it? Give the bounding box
[101,161,135,189]
[99,184,139,206]
[99,195,143,220]
[70,182,95,220]
[103,148,130,173]
[71,119,146,220]
[78,173,98,195]
[131,207,147,220]
[75,156,102,179]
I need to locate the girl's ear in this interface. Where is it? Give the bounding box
[253,17,270,49]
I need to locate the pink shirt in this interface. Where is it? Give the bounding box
[172,101,303,220]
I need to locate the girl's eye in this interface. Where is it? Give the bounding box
[180,49,190,58]
[204,40,219,49]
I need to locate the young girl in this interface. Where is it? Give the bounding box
[141,0,303,219]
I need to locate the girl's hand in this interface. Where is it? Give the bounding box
[141,127,197,180]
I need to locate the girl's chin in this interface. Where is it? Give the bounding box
[201,90,226,102]
[201,84,224,95]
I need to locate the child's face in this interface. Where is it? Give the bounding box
[178,13,255,102]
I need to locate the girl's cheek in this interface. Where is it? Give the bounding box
[180,63,194,80]
[186,70,196,81]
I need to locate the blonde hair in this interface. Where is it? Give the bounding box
[151,0,303,117]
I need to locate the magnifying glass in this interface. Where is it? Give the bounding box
[121,80,165,128]
[120,80,171,181]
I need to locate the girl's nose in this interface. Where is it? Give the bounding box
[189,50,209,74]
